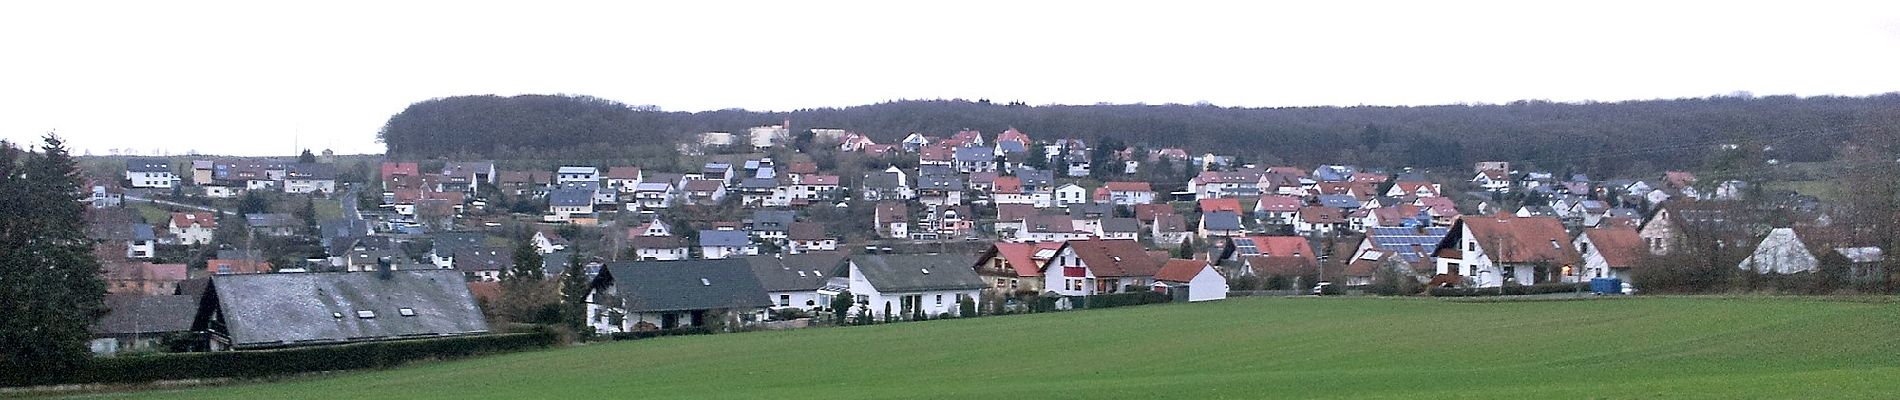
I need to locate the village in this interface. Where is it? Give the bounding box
[82,122,1865,356]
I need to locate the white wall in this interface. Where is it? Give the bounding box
[1186,265,1229,302]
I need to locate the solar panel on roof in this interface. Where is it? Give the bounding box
[1232,238,1259,255]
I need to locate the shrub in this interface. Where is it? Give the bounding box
[1076,291,1171,309]
[607,326,714,341]
[1428,282,1586,297]
[11,330,559,387]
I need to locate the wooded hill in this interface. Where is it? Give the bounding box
[377,93,1900,176]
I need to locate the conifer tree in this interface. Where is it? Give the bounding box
[0,135,107,384]
[558,251,591,333]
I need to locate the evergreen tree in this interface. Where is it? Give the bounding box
[1025,143,1049,170]
[298,149,317,163]
[508,240,544,282]
[299,196,318,234]
[0,135,107,385]
[238,190,269,215]
[558,251,591,334]
[830,290,854,324]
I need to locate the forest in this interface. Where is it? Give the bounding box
[377,93,1900,176]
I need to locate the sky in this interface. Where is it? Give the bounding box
[3,1,1898,156]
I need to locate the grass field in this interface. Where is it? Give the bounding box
[76,297,1900,399]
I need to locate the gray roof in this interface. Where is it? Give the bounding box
[245,213,300,228]
[543,250,573,277]
[597,259,772,312]
[918,165,958,177]
[744,251,847,293]
[559,180,601,191]
[453,246,513,271]
[750,210,796,232]
[432,232,487,256]
[1203,211,1244,230]
[699,230,752,247]
[93,294,196,335]
[1017,169,1054,188]
[125,158,171,173]
[997,141,1027,153]
[548,188,593,207]
[1101,217,1141,233]
[917,174,965,191]
[849,254,987,293]
[955,147,995,162]
[129,224,156,241]
[1067,203,1112,217]
[199,270,488,349]
[862,171,904,190]
[736,178,778,190]
[287,163,336,180]
[1316,195,1361,209]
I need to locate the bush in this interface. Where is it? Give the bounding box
[11,330,559,387]
[1075,291,1172,309]
[607,326,714,341]
[1428,282,1587,297]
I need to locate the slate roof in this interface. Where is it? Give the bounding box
[548,188,593,207]
[453,246,513,272]
[245,213,299,228]
[1101,217,1141,233]
[850,254,987,293]
[1202,211,1243,231]
[1017,169,1054,188]
[125,158,171,173]
[129,224,156,241]
[751,210,797,232]
[699,230,752,247]
[955,147,995,162]
[597,259,772,312]
[198,270,488,349]
[916,174,965,191]
[1316,194,1361,209]
[745,251,847,293]
[997,141,1027,153]
[287,163,336,180]
[93,294,197,335]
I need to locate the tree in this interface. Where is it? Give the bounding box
[238,190,269,215]
[299,196,318,234]
[0,135,107,385]
[508,240,545,282]
[557,251,591,334]
[496,240,551,324]
[1025,143,1049,171]
[298,149,317,163]
[830,290,854,324]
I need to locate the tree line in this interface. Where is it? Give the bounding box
[378,93,1900,177]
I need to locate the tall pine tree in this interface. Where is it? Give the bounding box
[0,135,107,385]
[557,251,590,334]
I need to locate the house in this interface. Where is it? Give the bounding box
[1017,214,1091,243]
[749,210,796,240]
[124,224,157,259]
[442,161,497,187]
[1736,228,1821,274]
[124,158,177,189]
[875,201,909,239]
[1054,183,1088,207]
[1152,259,1228,302]
[89,294,196,355]
[104,262,188,295]
[87,180,125,207]
[680,179,728,205]
[1294,207,1346,236]
[1343,226,1451,286]
[901,133,931,152]
[788,222,837,253]
[1190,170,1263,200]
[1102,181,1156,206]
[1151,214,1191,246]
[628,218,673,238]
[556,166,599,184]
[1098,218,1141,241]
[245,213,300,236]
[749,123,790,148]
[1199,211,1244,238]
[1638,202,1753,256]
[546,188,593,222]
[919,145,955,167]
[845,254,987,320]
[745,251,847,312]
[206,258,272,275]
[916,174,966,206]
[699,230,758,259]
[604,167,644,192]
[1432,215,1581,287]
[1472,170,1511,192]
[283,163,337,194]
[948,129,985,147]
[1575,226,1643,282]
[453,246,513,282]
[1040,239,1165,297]
[629,236,691,261]
[532,230,569,254]
[588,259,771,332]
[1386,181,1442,198]
[1312,165,1358,182]
[1254,195,1304,225]
[972,242,1054,294]
[861,167,914,201]
[195,270,488,350]
[380,162,420,186]
[631,182,677,210]
[955,146,997,173]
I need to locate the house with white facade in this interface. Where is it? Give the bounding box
[124,158,178,189]
[283,163,337,194]
[1102,181,1156,206]
[1431,215,1581,287]
[556,166,600,184]
[1152,259,1228,302]
[166,212,217,245]
[1039,239,1164,298]
[699,230,758,259]
[844,254,986,320]
[745,251,846,312]
[1054,183,1088,207]
[587,259,771,333]
[1575,226,1643,282]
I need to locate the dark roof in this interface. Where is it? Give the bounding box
[1101,217,1141,233]
[917,174,965,191]
[862,171,904,190]
[125,158,171,173]
[93,294,196,335]
[1202,211,1243,230]
[1056,239,1164,278]
[245,213,299,228]
[751,210,797,232]
[597,259,772,312]
[630,235,689,249]
[287,163,337,180]
[129,223,156,241]
[199,270,488,349]
[955,147,994,162]
[548,188,593,207]
[736,177,778,189]
[849,254,987,292]
[745,251,847,292]
[700,230,752,247]
[1017,169,1054,187]
[788,222,828,241]
[432,232,486,256]
[452,246,513,271]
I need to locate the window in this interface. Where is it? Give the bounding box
[398,307,416,317]
[356,310,376,319]
[332,312,344,319]
[1467,241,1476,252]
[935,295,943,305]
[856,295,868,304]
[1580,242,1591,254]
[779,295,790,307]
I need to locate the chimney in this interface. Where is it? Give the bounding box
[376,257,394,280]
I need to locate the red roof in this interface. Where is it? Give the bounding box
[920,145,955,161]
[985,242,1043,278]
[1238,236,1318,263]
[1105,181,1152,192]
[1456,215,1581,265]
[605,167,643,180]
[996,128,1030,144]
[1199,198,1243,213]
[1255,195,1303,212]
[1155,259,1209,283]
[1583,226,1644,269]
[682,179,724,192]
[207,259,272,275]
[1054,239,1164,278]
[1134,203,1175,222]
[787,162,818,175]
[1266,167,1307,177]
[1299,207,1346,224]
[380,162,419,181]
[801,175,840,186]
[169,212,217,229]
[1416,197,1459,216]
[992,176,1023,194]
[951,130,984,144]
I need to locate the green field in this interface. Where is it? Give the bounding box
[77,297,1900,399]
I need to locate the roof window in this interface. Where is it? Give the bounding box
[701,278,712,286]
[921,268,931,274]
[398,307,416,317]
[356,310,376,319]
[332,312,344,319]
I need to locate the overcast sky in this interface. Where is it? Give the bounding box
[3,1,1897,156]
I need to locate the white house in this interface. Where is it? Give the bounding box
[845,254,986,320]
[1471,170,1510,193]
[1431,215,1580,287]
[556,166,600,184]
[1054,183,1088,207]
[1152,259,1228,302]
[1039,239,1163,298]
[1574,226,1643,282]
[1737,228,1819,274]
[698,230,758,260]
[587,259,771,333]
[166,212,217,245]
[124,158,177,189]
[629,236,690,261]
[746,252,845,313]
[1102,182,1156,206]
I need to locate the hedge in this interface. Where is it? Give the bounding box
[1075,291,1173,309]
[1430,283,1589,297]
[607,326,713,341]
[8,330,558,387]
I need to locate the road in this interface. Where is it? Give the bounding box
[124,194,234,216]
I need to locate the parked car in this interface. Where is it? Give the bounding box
[1311,281,1334,295]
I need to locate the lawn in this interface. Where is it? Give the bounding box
[76,297,1900,399]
